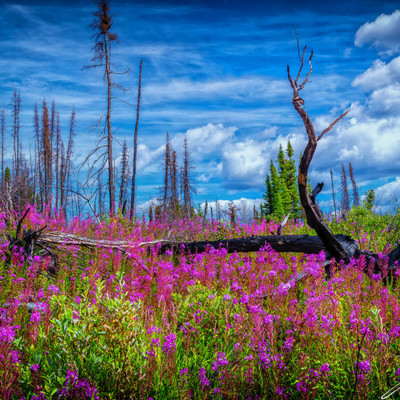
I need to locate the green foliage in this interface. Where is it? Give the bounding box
[18,277,144,398]
[364,189,375,211]
[4,166,11,182]
[262,141,301,220]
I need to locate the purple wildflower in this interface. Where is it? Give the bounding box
[198,367,210,390]
[162,333,176,356]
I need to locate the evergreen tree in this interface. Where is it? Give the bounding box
[261,174,273,216]
[262,140,301,219]
[285,141,300,217]
[269,160,284,219]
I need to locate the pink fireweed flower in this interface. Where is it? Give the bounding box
[30,364,40,372]
[320,363,331,374]
[0,325,19,343]
[198,367,210,390]
[30,310,41,324]
[162,333,176,356]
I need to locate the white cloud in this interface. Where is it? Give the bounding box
[222,138,268,190]
[367,83,400,116]
[352,57,400,91]
[355,9,400,54]
[142,76,288,103]
[176,123,237,160]
[374,178,400,212]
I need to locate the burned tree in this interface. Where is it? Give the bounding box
[341,162,350,218]
[86,0,120,216]
[130,59,143,220]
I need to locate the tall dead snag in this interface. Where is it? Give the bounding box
[90,0,118,216]
[341,162,350,218]
[162,133,171,215]
[330,169,337,217]
[0,109,5,184]
[349,162,359,207]
[130,59,143,220]
[55,112,61,210]
[182,136,195,219]
[287,43,350,262]
[118,140,129,212]
[42,99,52,206]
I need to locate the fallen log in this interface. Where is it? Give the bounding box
[157,233,400,283]
[158,233,358,257]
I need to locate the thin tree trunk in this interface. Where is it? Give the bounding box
[330,169,336,217]
[130,59,142,220]
[0,109,5,184]
[104,32,115,216]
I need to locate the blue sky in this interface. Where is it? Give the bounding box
[0,0,400,217]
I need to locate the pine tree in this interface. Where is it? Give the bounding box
[261,174,273,216]
[285,141,300,217]
[270,160,284,219]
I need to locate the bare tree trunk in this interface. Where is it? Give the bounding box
[55,112,60,210]
[349,162,359,208]
[330,169,337,217]
[104,32,115,216]
[65,108,76,213]
[0,109,5,184]
[118,140,129,211]
[42,99,51,206]
[33,103,41,206]
[287,42,350,262]
[183,136,193,218]
[163,133,170,214]
[341,162,350,217]
[130,59,142,220]
[170,149,178,218]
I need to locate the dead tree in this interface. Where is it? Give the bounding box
[86,0,120,216]
[349,162,359,208]
[118,140,129,212]
[130,59,143,220]
[182,136,195,219]
[341,162,350,218]
[0,109,5,183]
[330,169,337,217]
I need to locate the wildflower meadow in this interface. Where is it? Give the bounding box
[1,205,400,399]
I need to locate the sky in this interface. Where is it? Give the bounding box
[0,0,400,217]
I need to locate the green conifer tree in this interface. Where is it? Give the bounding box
[285,141,300,217]
[261,174,273,216]
[270,160,284,219]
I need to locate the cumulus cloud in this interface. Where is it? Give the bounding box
[374,178,400,212]
[355,9,400,54]
[367,83,400,116]
[183,123,237,159]
[352,57,400,91]
[221,138,268,190]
